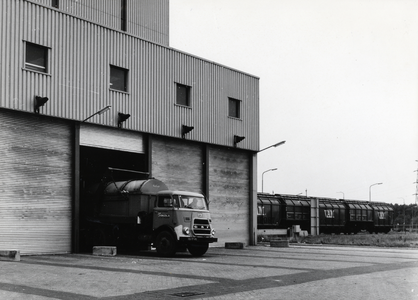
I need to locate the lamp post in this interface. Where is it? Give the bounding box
[83,105,111,122]
[369,182,382,202]
[337,191,345,200]
[399,198,406,233]
[259,141,286,152]
[262,168,277,193]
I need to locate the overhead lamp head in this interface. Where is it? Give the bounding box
[98,105,111,115]
[182,125,194,138]
[118,112,131,128]
[234,135,245,147]
[34,96,49,114]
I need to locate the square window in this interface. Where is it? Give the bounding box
[228,98,241,118]
[176,83,190,106]
[25,43,48,73]
[52,0,59,8]
[110,65,128,92]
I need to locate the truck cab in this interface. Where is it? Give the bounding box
[153,191,217,256]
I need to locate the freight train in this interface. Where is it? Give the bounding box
[257,193,393,234]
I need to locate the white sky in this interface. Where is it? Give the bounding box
[169,0,418,205]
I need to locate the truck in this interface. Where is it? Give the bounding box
[82,173,217,257]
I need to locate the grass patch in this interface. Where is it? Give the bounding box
[300,232,418,248]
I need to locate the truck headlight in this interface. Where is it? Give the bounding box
[183,227,190,235]
[211,229,216,236]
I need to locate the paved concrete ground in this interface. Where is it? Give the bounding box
[0,244,417,299]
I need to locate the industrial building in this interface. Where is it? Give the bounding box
[0,0,260,254]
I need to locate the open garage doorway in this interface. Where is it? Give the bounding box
[78,146,148,252]
[77,124,148,251]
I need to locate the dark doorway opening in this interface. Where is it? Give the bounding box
[78,146,148,252]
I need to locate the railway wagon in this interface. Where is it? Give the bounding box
[318,198,346,234]
[369,202,394,233]
[344,200,374,233]
[257,194,393,234]
[257,194,310,231]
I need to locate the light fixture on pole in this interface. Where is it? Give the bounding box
[83,105,111,122]
[369,182,382,202]
[262,168,277,193]
[337,191,345,200]
[259,141,286,152]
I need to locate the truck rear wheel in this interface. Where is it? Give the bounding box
[187,243,209,257]
[155,231,177,257]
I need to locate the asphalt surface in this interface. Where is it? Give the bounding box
[0,244,417,299]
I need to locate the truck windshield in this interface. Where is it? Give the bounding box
[174,195,208,210]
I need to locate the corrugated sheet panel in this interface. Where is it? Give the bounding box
[0,110,72,254]
[151,136,204,193]
[80,123,144,153]
[1,0,259,151]
[208,145,250,247]
[27,0,170,45]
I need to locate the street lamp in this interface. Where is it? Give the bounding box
[399,198,406,233]
[369,182,382,202]
[262,168,277,193]
[259,141,286,152]
[83,105,111,122]
[337,191,345,200]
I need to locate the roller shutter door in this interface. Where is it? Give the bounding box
[208,146,250,246]
[80,123,144,153]
[151,136,203,193]
[0,110,72,254]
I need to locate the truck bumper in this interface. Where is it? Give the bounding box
[179,237,218,243]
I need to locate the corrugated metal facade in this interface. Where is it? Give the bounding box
[0,110,72,254]
[0,0,259,151]
[208,146,250,246]
[28,0,170,46]
[151,136,204,193]
[80,123,144,153]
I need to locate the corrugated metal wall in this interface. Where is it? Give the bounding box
[80,123,144,153]
[0,110,72,254]
[0,0,259,151]
[28,0,170,46]
[208,146,250,246]
[151,136,204,193]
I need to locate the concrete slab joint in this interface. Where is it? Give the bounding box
[0,250,21,261]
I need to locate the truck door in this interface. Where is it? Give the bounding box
[153,195,175,230]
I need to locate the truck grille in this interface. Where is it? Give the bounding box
[192,219,211,235]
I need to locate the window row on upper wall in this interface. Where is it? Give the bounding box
[24,41,243,119]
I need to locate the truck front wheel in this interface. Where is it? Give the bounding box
[187,243,209,257]
[155,231,177,257]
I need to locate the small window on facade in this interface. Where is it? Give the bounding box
[121,0,127,31]
[228,98,241,118]
[52,0,59,8]
[176,83,191,106]
[110,65,128,92]
[25,42,48,73]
